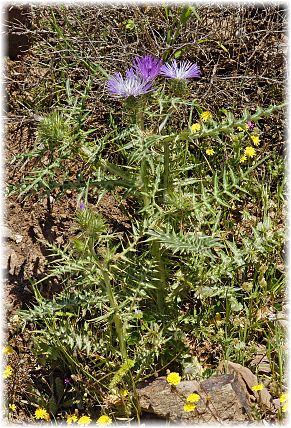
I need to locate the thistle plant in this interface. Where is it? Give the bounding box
[17,50,286,422]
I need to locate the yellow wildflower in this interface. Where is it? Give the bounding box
[206,148,214,156]
[9,404,16,412]
[251,135,260,146]
[186,393,200,403]
[34,408,50,421]
[239,155,247,163]
[3,365,13,379]
[119,389,128,397]
[237,126,245,132]
[252,384,264,392]
[67,415,78,424]
[282,402,288,412]
[279,393,288,403]
[3,345,14,355]
[78,416,92,425]
[200,111,213,122]
[244,146,256,158]
[166,372,181,386]
[96,415,112,425]
[183,403,196,412]
[191,123,201,133]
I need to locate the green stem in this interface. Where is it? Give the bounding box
[102,268,127,361]
[163,140,170,203]
[136,107,151,210]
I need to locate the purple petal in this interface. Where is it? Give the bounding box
[160,60,201,79]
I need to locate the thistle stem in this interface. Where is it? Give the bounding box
[163,140,170,203]
[102,267,127,361]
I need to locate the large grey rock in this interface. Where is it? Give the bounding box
[138,373,252,423]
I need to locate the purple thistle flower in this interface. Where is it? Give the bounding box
[107,68,155,99]
[247,121,255,130]
[132,55,163,81]
[160,60,201,79]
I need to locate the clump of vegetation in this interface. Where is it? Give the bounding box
[4,4,287,424]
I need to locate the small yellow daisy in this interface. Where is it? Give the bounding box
[252,384,264,392]
[191,123,201,133]
[200,111,213,122]
[67,414,78,424]
[186,393,200,403]
[239,155,247,163]
[183,403,196,412]
[9,404,16,412]
[3,345,14,355]
[166,372,181,386]
[282,402,288,413]
[206,148,214,156]
[96,415,112,425]
[3,365,13,379]
[34,408,50,421]
[244,146,256,158]
[119,389,128,397]
[279,393,288,403]
[251,135,260,146]
[78,416,92,425]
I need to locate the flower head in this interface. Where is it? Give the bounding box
[35,408,50,421]
[9,404,16,412]
[206,148,214,156]
[78,415,92,425]
[183,403,196,412]
[186,393,200,403]
[3,345,14,355]
[244,146,256,158]
[107,68,154,99]
[252,383,264,392]
[132,55,162,81]
[97,415,112,425]
[191,123,201,133]
[119,389,128,397]
[160,60,200,79]
[200,111,213,122]
[280,393,288,403]
[166,372,181,386]
[251,135,260,146]
[282,402,288,412]
[239,155,247,163]
[3,365,13,379]
[67,415,78,424]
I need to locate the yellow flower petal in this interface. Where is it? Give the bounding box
[251,135,260,146]
[191,123,201,133]
[78,416,92,425]
[166,372,181,386]
[3,365,13,379]
[279,393,288,403]
[200,111,213,122]
[96,415,112,425]
[34,408,50,421]
[186,393,200,403]
[3,345,14,355]
[251,384,264,392]
[183,403,196,412]
[67,415,78,424]
[206,148,214,156]
[244,146,256,157]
